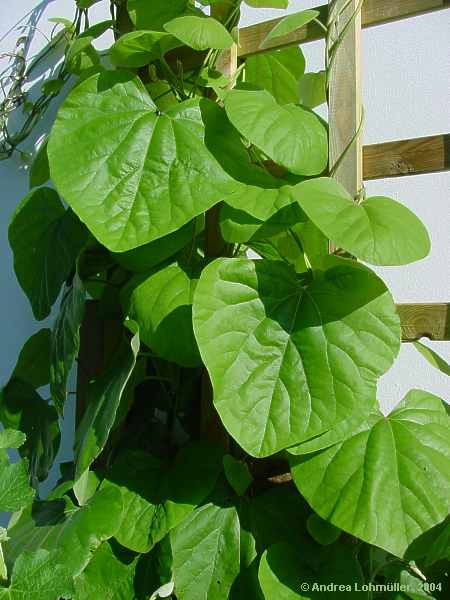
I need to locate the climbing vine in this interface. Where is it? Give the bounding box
[0,1,449,598]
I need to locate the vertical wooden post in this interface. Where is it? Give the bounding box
[328,0,363,200]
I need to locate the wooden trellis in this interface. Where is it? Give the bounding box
[225,0,450,343]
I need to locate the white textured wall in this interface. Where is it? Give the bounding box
[0,0,448,476]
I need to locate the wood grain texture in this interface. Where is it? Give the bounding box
[363,134,450,180]
[397,303,450,341]
[238,0,449,57]
[328,0,363,201]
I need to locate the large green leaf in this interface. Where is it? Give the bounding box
[224,89,328,176]
[245,47,305,105]
[0,380,60,484]
[171,502,240,600]
[261,9,320,46]
[295,178,431,265]
[258,542,366,599]
[128,0,189,31]
[8,188,88,320]
[193,257,400,457]
[0,429,34,512]
[164,16,234,51]
[4,487,123,576]
[12,329,51,389]
[289,390,450,558]
[0,549,72,600]
[50,274,86,415]
[110,31,180,68]
[75,324,140,479]
[48,71,238,252]
[101,442,223,552]
[73,542,138,599]
[123,260,202,367]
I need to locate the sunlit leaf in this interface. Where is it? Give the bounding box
[110,30,180,68]
[245,47,305,105]
[261,10,320,46]
[295,177,431,265]
[48,71,238,252]
[290,390,450,558]
[224,89,328,176]
[171,501,240,600]
[164,16,234,51]
[193,257,400,456]
[412,341,450,376]
[299,70,327,108]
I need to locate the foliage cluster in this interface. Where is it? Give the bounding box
[0,1,449,598]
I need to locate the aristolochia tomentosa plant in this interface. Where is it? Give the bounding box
[0,0,449,598]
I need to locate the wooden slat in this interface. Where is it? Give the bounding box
[328,0,363,201]
[238,0,449,57]
[363,134,450,180]
[397,303,450,341]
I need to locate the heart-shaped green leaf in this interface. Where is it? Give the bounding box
[48,71,237,252]
[110,31,180,67]
[164,16,234,51]
[122,261,202,367]
[8,188,88,319]
[261,9,320,46]
[171,502,240,600]
[224,89,328,176]
[289,390,450,558]
[193,257,400,457]
[295,178,431,265]
[245,47,305,105]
